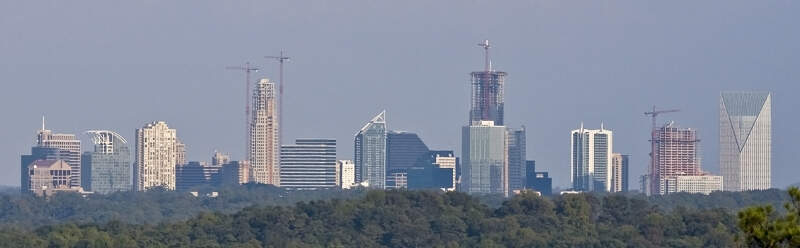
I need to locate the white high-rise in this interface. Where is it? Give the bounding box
[250,78,280,186]
[570,124,613,192]
[720,91,771,191]
[135,121,177,191]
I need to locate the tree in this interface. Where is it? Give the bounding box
[738,187,800,247]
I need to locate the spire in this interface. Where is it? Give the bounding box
[478,39,491,71]
[41,115,45,131]
[600,122,605,131]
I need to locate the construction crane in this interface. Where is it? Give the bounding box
[478,40,491,71]
[226,62,259,160]
[643,106,679,195]
[265,50,290,147]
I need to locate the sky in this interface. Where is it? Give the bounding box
[1,1,798,188]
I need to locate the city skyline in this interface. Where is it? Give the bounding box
[2,1,799,189]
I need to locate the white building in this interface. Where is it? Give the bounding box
[570,124,613,192]
[720,91,771,191]
[665,175,723,195]
[337,160,355,189]
[611,153,629,192]
[135,121,178,191]
[250,78,280,186]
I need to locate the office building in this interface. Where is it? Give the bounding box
[461,121,508,196]
[27,159,80,197]
[386,171,408,189]
[250,78,280,186]
[337,160,355,189]
[408,150,456,191]
[176,161,222,191]
[470,40,506,126]
[354,111,387,189]
[34,119,82,187]
[507,127,526,193]
[611,153,629,192]
[649,122,702,195]
[387,130,430,174]
[135,121,178,191]
[81,130,132,194]
[525,160,552,196]
[220,160,250,185]
[279,139,337,190]
[720,91,772,191]
[570,124,613,192]
[664,175,723,195]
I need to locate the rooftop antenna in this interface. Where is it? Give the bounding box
[478,40,491,71]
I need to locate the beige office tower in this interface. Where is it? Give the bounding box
[175,140,187,166]
[135,121,178,191]
[337,160,355,189]
[249,78,280,186]
[720,92,771,191]
[36,118,82,187]
[611,153,629,193]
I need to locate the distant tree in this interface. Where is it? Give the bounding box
[738,187,800,247]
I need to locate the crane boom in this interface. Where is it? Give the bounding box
[643,105,679,195]
[265,51,290,152]
[226,62,259,160]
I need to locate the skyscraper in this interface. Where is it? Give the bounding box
[461,121,508,196]
[176,161,222,191]
[354,111,387,189]
[720,91,772,191]
[280,139,337,190]
[250,78,280,186]
[386,131,430,171]
[135,121,178,191]
[470,40,507,126]
[407,150,457,191]
[611,153,629,192]
[27,160,77,197]
[650,122,702,195]
[82,130,132,194]
[175,140,187,166]
[507,127,526,193]
[570,124,613,192]
[34,119,82,187]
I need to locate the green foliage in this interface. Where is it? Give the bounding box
[0,190,746,247]
[738,187,800,247]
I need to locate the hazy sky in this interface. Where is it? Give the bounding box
[2,1,798,188]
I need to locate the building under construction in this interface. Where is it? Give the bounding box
[470,40,507,126]
[650,121,702,195]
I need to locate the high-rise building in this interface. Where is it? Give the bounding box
[611,153,629,192]
[250,78,280,186]
[432,151,457,191]
[337,160,355,189]
[387,131,430,175]
[176,161,222,191]
[507,127,526,193]
[34,119,82,187]
[664,175,723,195]
[212,151,230,166]
[461,121,508,196]
[81,130,132,194]
[135,121,178,191]
[407,150,456,191]
[386,171,408,189]
[470,40,506,126]
[175,140,187,166]
[280,139,337,190]
[570,124,613,192]
[220,160,250,185]
[720,91,772,191]
[27,159,79,197]
[650,122,702,195]
[354,111,387,189]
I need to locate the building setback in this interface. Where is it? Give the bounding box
[720,91,771,191]
[280,139,337,190]
[571,124,613,192]
[354,111,387,189]
[82,130,132,194]
[461,121,508,196]
[250,78,280,186]
[135,121,178,191]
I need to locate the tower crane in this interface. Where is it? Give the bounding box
[643,106,679,195]
[265,51,290,147]
[226,62,259,160]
